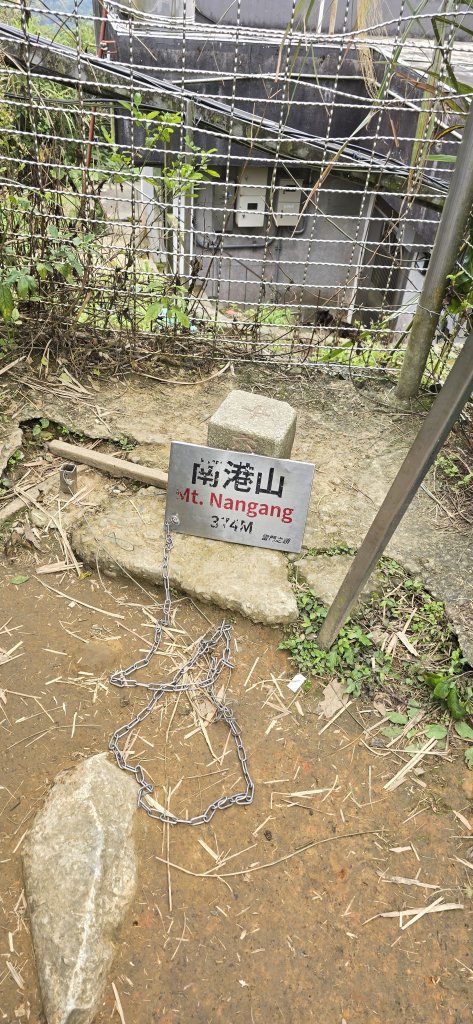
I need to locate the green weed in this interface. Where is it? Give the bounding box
[281,557,473,768]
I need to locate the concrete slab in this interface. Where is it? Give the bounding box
[296,553,381,607]
[71,488,298,625]
[207,389,297,458]
[0,422,22,475]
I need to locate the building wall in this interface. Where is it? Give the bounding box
[192,174,383,319]
[140,0,473,37]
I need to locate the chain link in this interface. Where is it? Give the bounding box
[109,518,254,825]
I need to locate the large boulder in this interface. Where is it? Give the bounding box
[23,754,137,1024]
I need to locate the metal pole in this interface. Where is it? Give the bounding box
[317,330,473,651]
[396,101,473,401]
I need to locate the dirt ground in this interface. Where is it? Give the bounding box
[1,533,473,1024]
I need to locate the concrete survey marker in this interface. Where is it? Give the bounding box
[166,441,315,553]
[207,388,297,458]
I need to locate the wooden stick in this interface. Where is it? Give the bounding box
[36,579,125,619]
[0,356,25,376]
[384,738,437,791]
[0,478,51,524]
[111,982,127,1024]
[48,440,168,489]
[154,828,380,879]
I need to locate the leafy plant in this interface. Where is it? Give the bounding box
[282,555,473,766]
[7,449,24,468]
[436,453,473,488]
[117,436,135,452]
[31,418,53,442]
[246,305,295,327]
[0,67,218,348]
[280,591,386,699]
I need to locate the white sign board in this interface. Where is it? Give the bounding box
[165,442,315,553]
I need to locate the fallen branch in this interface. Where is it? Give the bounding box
[0,356,26,376]
[363,901,464,926]
[0,472,57,524]
[155,828,380,879]
[36,579,125,619]
[48,439,168,489]
[384,737,437,791]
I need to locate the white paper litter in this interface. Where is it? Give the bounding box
[287,673,306,693]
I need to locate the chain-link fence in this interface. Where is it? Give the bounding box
[0,0,472,376]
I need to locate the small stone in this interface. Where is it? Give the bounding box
[0,423,22,475]
[23,754,137,1024]
[207,389,297,458]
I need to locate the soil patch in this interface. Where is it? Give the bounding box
[1,538,472,1024]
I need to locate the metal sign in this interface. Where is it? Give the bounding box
[165,442,315,553]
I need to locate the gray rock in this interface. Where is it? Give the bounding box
[71,489,298,625]
[0,423,22,474]
[127,443,169,469]
[208,389,297,458]
[295,553,380,607]
[23,754,137,1024]
[446,601,473,666]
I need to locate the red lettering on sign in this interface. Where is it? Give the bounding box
[208,491,294,524]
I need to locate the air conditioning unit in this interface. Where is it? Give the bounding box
[235,167,267,228]
[273,178,302,227]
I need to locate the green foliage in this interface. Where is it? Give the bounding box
[280,591,383,699]
[140,287,191,331]
[0,69,217,343]
[7,449,24,468]
[281,556,473,766]
[163,134,219,199]
[101,95,218,203]
[31,417,54,442]
[436,453,473,489]
[245,305,295,327]
[310,317,404,373]
[117,436,135,452]
[0,448,24,496]
[305,543,357,557]
[424,723,448,740]
[455,721,473,740]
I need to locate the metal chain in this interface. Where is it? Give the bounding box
[109,518,254,826]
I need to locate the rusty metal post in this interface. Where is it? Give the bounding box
[317,330,473,651]
[396,101,473,401]
[59,462,77,496]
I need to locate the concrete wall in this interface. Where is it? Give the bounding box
[196,0,473,38]
[192,174,379,318]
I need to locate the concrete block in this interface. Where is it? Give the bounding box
[207,389,297,458]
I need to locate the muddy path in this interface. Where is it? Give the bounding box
[1,538,472,1024]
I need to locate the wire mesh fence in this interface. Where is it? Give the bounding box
[0,0,472,377]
